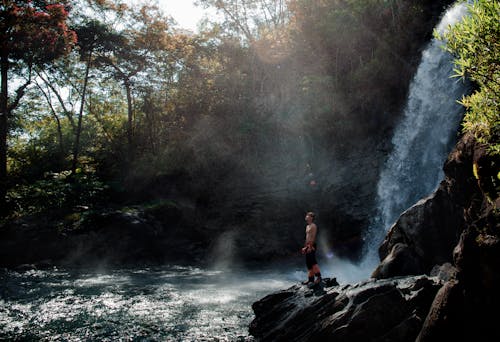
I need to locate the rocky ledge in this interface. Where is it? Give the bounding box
[249,133,500,341]
[249,275,444,342]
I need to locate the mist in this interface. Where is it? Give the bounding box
[176,0,458,271]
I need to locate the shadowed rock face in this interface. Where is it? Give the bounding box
[417,208,500,342]
[371,133,500,340]
[249,275,442,342]
[372,134,482,279]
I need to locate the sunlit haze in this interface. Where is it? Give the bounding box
[157,0,207,31]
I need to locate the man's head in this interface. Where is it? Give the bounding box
[305,212,315,223]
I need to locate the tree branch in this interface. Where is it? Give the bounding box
[37,70,76,129]
[33,79,65,153]
[7,66,32,115]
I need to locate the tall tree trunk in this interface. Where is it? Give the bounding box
[47,102,65,160]
[35,81,65,158]
[125,80,133,152]
[71,53,92,175]
[49,107,65,160]
[0,56,8,212]
[147,112,157,156]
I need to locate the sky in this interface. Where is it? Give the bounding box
[156,0,209,32]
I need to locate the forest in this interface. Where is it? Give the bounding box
[1,0,498,265]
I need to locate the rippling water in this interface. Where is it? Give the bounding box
[0,265,301,341]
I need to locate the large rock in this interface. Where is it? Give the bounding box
[249,275,442,342]
[374,133,500,340]
[372,134,482,279]
[418,207,500,341]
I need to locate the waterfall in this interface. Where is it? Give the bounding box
[361,2,471,272]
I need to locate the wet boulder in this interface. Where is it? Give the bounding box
[249,275,442,342]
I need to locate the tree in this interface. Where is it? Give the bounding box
[197,0,289,41]
[95,5,173,153]
[71,20,116,174]
[0,0,76,211]
[440,0,500,154]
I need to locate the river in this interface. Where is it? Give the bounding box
[0,265,303,341]
[0,255,370,341]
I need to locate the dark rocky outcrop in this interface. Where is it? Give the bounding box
[250,275,443,342]
[372,134,482,279]
[417,206,500,341]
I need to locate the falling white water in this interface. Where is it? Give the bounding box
[359,2,471,274]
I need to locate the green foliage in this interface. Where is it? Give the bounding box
[6,171,109,217]
[440,0,500,154]
[1,0,77,212]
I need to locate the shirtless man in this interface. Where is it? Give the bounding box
[301,212,322,285]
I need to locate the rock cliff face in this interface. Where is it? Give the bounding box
[372,133,482,279]
[249,133,500,341]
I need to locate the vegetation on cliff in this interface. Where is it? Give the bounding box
[440,0,499,205]
[441,0,499,155]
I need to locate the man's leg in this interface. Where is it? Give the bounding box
[312,264,322,284]
[308,268,315,281]
[304,253,315,284]
[302,268,314,284]
[302,268,314,285]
